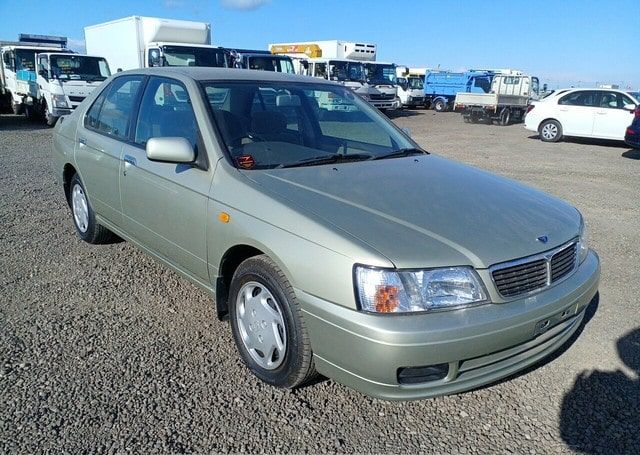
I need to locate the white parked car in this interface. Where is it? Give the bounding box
[525,88,639,142]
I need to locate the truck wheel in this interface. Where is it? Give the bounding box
[229,255,317,389]
[24,105,37,121]
[11,99,23,115]
[499,108,511,126]
[44,103,58,127]
[433,99,447,112]
[539,120,563,142]
[69,173,114,244]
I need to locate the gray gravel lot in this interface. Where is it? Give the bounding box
[1,111,639,454]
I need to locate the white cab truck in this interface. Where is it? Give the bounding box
[395,66,426,108]
[1,35,66,115]
[84,16,229,72]
[454,73,540,125]
[270,40,400,111]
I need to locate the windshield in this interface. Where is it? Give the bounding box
[15,49,36,71]
[408,77,423,90]
[162,45,228,68]
[247,56,294,74]
[364,63,397,86]
[50,55,111,81]
[202,81,416,169]
[328,60,365,83]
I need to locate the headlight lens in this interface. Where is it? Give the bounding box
[355,266,488,313]
[52,94,68,108]
[577,217,589,264]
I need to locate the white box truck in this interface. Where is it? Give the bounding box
[270,40,400,111]
[84,16,229,72]
[395,66,426,109]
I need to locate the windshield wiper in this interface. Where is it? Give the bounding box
[372,148,428,160]
[280,153,373,168]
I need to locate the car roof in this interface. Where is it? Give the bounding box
[114,67,332,85]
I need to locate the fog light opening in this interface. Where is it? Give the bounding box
[397,364,449,385]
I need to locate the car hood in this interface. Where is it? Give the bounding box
[244,155,580,269]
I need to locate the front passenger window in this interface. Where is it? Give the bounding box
[134,77,198,149]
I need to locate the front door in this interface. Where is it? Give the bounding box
[592,91,637,140]
[119,76,211,283]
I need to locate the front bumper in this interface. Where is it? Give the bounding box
[299,250,600,400]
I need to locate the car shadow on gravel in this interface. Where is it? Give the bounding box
[0,114,51,132]
[526,134,629,148]
[559,327,639,455]
[386,109,424,119]
[621,149,640,160]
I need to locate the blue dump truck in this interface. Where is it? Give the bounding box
[424,70,494,112]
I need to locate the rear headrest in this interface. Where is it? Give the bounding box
[251,111,287,134]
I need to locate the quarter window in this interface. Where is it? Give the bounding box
[134,77,199,149]
[85,75,144,139]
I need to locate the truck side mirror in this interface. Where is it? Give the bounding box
[38,69,48,79]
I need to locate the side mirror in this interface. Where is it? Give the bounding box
[624,103,637,112]
[38,69,47,78]
[146,137,195,163]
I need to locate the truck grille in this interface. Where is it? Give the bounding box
[491,241,578,298]
[68,96,85,103]
[369,93,394,101]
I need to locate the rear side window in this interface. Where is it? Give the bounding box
[134,77,198,149]
[85,75,144,139]
[598,92,636,109]
[558,91,598,107]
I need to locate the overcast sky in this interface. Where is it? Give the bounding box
[1,0,638,89]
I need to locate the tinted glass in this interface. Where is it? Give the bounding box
[162,45,228,68]
[558,91,598,107]
[202,81,413,169]
[134,77,198,149]
[88,76,143,139]
[50,55,110,81]
[84,90,108,130]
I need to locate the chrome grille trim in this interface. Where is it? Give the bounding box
[490,239,578,299]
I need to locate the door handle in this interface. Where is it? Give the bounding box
[78,138,86,146]
[123,155,137,166]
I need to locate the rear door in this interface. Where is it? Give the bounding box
[592,91,637,140]
[119,76,211,283]
[75,75,144,227]
[556,90,598,137]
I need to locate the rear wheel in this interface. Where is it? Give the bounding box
[69,173,114,244]
[499,108,511,126]
[229,255,316,389]
[433,99,447,112]
[539,119,563,142]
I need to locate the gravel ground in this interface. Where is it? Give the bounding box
[1,111,639,454]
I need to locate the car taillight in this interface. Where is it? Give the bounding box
[635,107,640,118]
[628,127,635,136]
[526,104,535,114]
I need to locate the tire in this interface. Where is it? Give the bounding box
[229,255,316,389]
[499,108,511,126]
[44,102,57,127]
[539,119,563,142]
[433,99,447,112]
[11,98,23,115]
[69,173,113,244]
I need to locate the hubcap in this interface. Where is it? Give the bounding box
[542,123,557,139]
[236,281,287,370]
[71,184,89,233]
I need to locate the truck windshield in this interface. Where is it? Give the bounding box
[247,56,294,74]
[328,60,365,83]
[364,64,397,86]
[50,55,111,81]
[162,45,228,68]
[408,77,423,90]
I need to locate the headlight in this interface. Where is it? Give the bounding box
[577,216,589,264]
[52,94,68,108]
[355,265,488,314]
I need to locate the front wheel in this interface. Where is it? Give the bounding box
[539,119,563,142]
[229,255,316,389]
[69,173,114,244]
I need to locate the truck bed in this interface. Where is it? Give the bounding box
[454,92,529,108]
